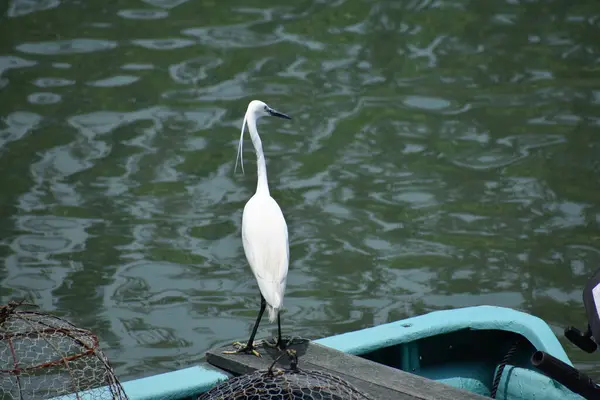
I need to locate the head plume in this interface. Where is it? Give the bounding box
[234,113,247,175]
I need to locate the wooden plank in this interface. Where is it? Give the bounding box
[207,343,413,400]
[206,340,488,400]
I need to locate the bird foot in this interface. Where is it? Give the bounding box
[268,349,299,375]
[222,341,262,357]
[263,337,284,350]
[263,336,305,351]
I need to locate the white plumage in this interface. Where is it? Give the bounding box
[242,193,289,322]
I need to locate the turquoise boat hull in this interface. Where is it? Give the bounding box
[54,306,585,400]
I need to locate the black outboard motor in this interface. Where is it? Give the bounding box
[531,268,600,400]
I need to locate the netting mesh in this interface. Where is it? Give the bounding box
[0,301,128,400]
[198,351,372,400]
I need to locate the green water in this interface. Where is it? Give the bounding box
[1,0,599,383]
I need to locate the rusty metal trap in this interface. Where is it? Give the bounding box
[0,300,128,400]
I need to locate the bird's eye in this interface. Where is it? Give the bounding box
[264,106,268,111]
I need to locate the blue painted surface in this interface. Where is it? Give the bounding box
[55,305,582,400]
[115,364,229,400]
[315,305,572,365]
[417,362,584,399]
[418,361,492,395]
[51,364,229,400]
[495,365,584,400]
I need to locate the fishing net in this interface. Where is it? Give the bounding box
[0,300,128,400]
[198,350,372,400]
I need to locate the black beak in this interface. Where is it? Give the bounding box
[268,108,292,120]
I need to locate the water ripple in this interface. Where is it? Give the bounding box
[32,77,75,87]
[449,133,567,171]
[141,0,190,9]
[131,38,196,50]
[183,25,280,49]
[16,39,118,55]
[0,55,37,74]
[7,0,60,17]
[87,75,140,87]
[27,92,61,104]
[117,9,169,20]
[162,72,250,102]
[169,57,224,84]
[0,111,42,150]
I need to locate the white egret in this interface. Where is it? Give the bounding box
[225,100,292,358]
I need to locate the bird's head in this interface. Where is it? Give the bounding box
[246,100,292,121]
[235,100,291,175]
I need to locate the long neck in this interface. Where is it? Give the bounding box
[246,114,269,195]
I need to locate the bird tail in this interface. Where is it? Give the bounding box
[267,304,279,323]
[257,279,283,323]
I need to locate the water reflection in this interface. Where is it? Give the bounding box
[16,39,118,55]
[7,0,60,18]
[117,9,169,20]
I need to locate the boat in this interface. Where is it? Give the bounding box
[53,304,596,400]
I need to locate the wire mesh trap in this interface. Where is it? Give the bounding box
[0,300,128,400]
[198,350,372,400]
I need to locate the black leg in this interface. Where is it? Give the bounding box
[271,311,306,351]
[245,295,267,349]
[276,311,282,348]
[223,294,266,357]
